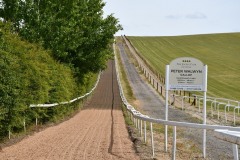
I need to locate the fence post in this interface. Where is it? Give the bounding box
[8,129,11,139]
[165,65,169,152]
[144,121,147,143]
[136,118,138,128]
[150,122,155,158]
[23,119,26,132]
[193,95,196,106]
[136,118,138,129]
[138,119,140,130]
[134,118,136,128]
[138,119,140,129]
[189,92,191,103]
[234,108,237,126]
[172,126,177,160]
[232,144,239,160]
[182,97,184,110]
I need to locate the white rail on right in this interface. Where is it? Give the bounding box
[214,130,240,160]
[114,43,240,159]
[189,95,240,125]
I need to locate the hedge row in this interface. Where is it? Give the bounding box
[0,22,95,140]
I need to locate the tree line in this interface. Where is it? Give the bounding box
[0,0,121,139]
[1,0,121,74]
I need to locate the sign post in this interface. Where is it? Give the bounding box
[165,57,207,158]
[202,65,208,158]
[165,65,169,152]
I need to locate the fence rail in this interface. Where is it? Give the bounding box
[30,72,101,108]
[1,72,101,139]
[29,72,101,128]
[114,42,240,159]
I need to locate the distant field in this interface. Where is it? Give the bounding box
[127,33,240,100]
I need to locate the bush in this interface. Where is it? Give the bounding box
[0,22,95,139]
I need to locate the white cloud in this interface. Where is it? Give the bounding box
[165,15,182,19]
[186,12,207,19]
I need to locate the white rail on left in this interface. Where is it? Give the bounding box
[29,72,101,108]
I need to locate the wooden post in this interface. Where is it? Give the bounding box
[189,92,191,103]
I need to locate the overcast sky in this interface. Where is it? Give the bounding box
[103,0,240,36]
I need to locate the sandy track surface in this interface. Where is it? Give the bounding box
[0,60,139,160]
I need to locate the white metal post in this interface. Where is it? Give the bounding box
[203,109,207,158]
[237,102,240,114]
[182,97,184,110]
[36,117,38,126]
[144,121,147,143]
[150,122,155,158]
[203,65,208,158]
[135,118,137,128]
[232,144,239,160]
[172,126,177,160]
[23,119,26,132]
[165,65,170,152]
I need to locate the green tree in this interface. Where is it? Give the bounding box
[1,0,122,74]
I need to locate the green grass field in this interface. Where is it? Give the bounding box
[127,33,240,100]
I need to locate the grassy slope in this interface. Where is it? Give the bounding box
[128,33,240,100]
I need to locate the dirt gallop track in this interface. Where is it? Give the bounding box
[0,60,139,160]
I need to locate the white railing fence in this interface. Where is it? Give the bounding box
[114,43,240,160]
[122,35,240,127]
[170,94,240,125]
[30,72,101,108]
[29,72,101,126]
[3,72,101,139]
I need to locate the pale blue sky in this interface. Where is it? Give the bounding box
[103,0,240,36]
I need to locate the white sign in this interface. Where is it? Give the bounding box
[168,57,205,91]
[165,57,208,157]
